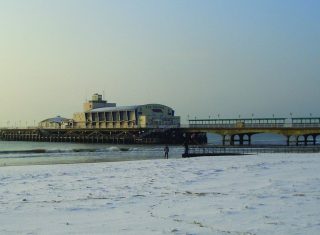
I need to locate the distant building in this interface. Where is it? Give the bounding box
[38,116,73,129]
[73,94,180,128]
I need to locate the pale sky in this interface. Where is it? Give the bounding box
[0,0,319,126]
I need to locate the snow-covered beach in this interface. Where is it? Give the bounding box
[1,153,320,235]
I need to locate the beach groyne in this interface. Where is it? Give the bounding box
[182,145,320,157]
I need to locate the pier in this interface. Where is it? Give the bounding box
[0,127,205,145]
[1,117,320,146]
[182,117,320,146]
[182,145,320,158]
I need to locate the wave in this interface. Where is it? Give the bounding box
[0,147,138,155]
[0,149,47,154]
[0,146,183,162]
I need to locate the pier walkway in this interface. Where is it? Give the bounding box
[181,117,320,146]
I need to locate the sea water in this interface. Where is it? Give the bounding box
[0,141,186,166]
[0,133,307,166]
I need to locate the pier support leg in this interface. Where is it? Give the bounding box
[304,135,308,146]
[230,135,235,146]
[286,136,290,146]
[239,134,244,146]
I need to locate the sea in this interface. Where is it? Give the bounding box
[0,133,316,167]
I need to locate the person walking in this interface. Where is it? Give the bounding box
[184,141,189,157]
[164,145,169,159]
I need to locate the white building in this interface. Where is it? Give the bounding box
[73,94,180,129]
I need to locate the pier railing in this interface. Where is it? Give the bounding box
[188,123,320,129]
[187,117,320,129]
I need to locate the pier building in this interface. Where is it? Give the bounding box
[72,94,180,129]
[38,116,72,129]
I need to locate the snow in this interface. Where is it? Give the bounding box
[0,154,320,234]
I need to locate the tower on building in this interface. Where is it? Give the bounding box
[83,93,116,112]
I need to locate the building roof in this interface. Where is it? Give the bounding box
[40,116,70,123]
[87,104,171,113]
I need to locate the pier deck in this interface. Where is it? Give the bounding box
[0,127,205,145]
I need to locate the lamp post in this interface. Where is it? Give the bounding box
[251,113,254,126]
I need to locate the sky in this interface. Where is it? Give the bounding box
[0,0,319,126]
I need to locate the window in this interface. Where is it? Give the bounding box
[152,109,163,113]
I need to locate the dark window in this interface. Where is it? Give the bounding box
[152,109,163,113]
